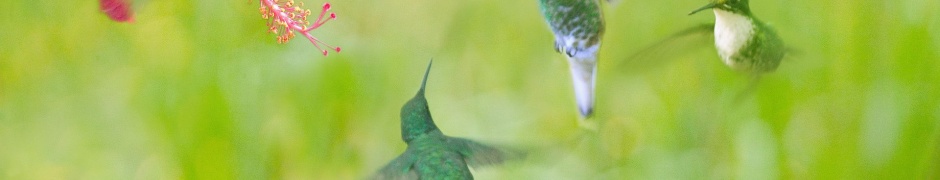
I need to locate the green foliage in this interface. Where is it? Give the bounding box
[0,0,938,179]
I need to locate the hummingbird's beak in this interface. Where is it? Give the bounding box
[688,2,717,15]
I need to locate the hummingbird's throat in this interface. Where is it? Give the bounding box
[713,9,754,66]
[556,35,601,59]
[567,56,597,118]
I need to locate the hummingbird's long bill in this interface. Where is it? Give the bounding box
[689,2,717,15]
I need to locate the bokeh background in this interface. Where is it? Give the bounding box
[1,0,939,179]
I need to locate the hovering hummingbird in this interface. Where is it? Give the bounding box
[538,0,607,118]
[373,61,515,180]
[689,0,785,74]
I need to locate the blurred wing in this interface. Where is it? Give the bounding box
[785,46,802,59]
[618,23,715,71]
[731,74,763,105]
[372,152,418,180]
[605,0,620,6]
[447,137,522,168]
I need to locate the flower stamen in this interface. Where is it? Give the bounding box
[259,0,340,56]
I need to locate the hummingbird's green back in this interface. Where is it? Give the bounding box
[408,134,473,179]
[734,21,785,73]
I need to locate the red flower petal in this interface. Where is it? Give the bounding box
[100,0,133,22]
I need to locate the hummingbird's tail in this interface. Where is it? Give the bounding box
[567,57,597,118]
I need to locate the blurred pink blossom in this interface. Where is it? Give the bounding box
[100,0,133,22]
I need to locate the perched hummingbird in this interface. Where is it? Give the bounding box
[538,0,607,118]
[689,0,785,74]
[373,61,515,180]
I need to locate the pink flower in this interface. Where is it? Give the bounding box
[100,0,133,22]
[260,0,341,56]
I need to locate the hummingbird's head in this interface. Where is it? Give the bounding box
[400,60,440,143]
[688,0,751,15]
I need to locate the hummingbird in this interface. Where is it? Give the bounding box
[538,0,607,118]
[688,0,786,74]
[372,61,515,180]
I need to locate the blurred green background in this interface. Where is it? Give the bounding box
[1,0,939,179]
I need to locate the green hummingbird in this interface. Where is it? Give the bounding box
[538,0,607,118]
[372,61,515,180]
[689,0,786,74]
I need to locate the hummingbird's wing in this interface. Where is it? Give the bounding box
[446,137,521,168]
[372,151,418,180]
[618,23,715,72]
[605,0,620,6]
